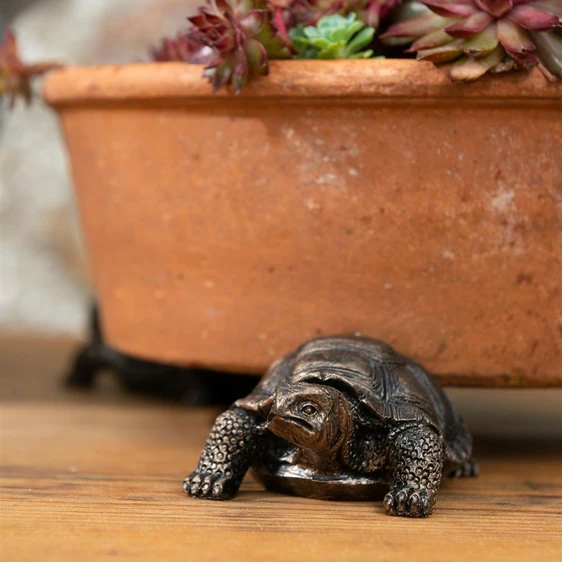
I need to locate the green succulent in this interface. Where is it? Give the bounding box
[289,13,376,60]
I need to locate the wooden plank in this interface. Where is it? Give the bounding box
[1,402,561,562]
[1,334,561,561]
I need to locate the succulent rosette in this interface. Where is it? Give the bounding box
[154,0,294,93]
[154,0,561,89]
[381,0,562,81]
[290,13,376,58]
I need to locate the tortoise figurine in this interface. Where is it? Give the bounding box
[184,335,477,517]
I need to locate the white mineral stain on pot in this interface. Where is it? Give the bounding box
[305,198,321,212]
[490,190,514,213]
[282,127,294,139]
[374,66,400,78]
[315,173,339,187]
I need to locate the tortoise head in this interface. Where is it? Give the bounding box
[266,382,351,452]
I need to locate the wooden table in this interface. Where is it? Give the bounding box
[1,336,561,561]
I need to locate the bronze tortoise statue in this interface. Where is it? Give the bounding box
[184,335,477,517]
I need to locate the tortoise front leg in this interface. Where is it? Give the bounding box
[184,407,265,500]
[384,424,444,517]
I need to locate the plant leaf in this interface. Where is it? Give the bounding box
[474,0,513,18]
[380,13,450,39]
[347,27,376,53]
[497,18,535,55]
[407,29,456,51]
[450,44,506,81]
[508,5,560,30]
[238,11,266,36]
[529,28,562,78]
[461,23,499,56]
[245,37,269,75]
[422,0,478,17]
[528,0,562,18]
[417,39,464,62]
[445,12,495,38]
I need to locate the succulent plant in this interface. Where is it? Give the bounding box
[355,0,403,27]
[290,12,376,58]
[153,0,561,89]
[151,34,215,64]
[153,0,294,93]
[380,0,562,81]
[272,0,402,28]
[1,29,62,107]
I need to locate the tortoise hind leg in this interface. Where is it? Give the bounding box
[449,458,479,478]
[445,413,478,478]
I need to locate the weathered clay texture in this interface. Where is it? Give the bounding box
[44,61,562,386]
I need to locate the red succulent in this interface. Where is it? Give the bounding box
[183,0,293,93]
[381,0,562,80]
[151,34,215,64]
[358,0,403,27]
[272,0,403,28]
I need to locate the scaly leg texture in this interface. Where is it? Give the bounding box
[384,423,444,517]
[449,458,479,478]
[184,407,265,500]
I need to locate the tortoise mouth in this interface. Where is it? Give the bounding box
[268,414,314,433]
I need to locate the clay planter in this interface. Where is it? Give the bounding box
[44,60,562,387]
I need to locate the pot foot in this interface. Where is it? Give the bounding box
[62,302,257,405]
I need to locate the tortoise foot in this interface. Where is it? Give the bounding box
[384,486,436,517]
[449,458,479,478]
[183,470,238,500]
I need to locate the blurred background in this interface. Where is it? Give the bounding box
[1,0,197,334]
[1,0,561,438]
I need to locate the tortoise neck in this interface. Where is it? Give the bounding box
[297,407,354,474]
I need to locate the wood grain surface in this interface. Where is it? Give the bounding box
[1,335,561,561]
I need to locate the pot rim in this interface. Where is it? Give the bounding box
[43,59,561,106]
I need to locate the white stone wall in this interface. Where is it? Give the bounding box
[0,0,196,334]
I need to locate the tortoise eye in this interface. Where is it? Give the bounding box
[301,403,318,416]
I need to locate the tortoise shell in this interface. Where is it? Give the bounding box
[236,335,471,466]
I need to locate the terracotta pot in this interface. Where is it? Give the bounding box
[44,60,562,387]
